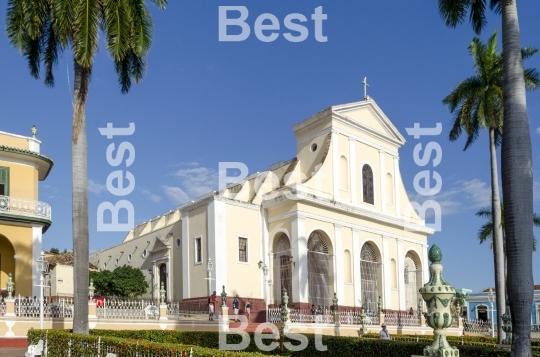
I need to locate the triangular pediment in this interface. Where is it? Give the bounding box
[150,237,169,252]
[331,100,406,146]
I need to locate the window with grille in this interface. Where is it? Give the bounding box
[195,237,202,263]
[0,166,9,196]
[362,165,374,204]
[239,237,248,262]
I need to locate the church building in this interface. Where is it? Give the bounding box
[90,98,433,319]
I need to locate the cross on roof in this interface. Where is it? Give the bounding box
[362,77,369,100]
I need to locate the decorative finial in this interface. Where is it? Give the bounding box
[159,282,166,304]
[362,77,369,100]
[220,285,227,307]
[31,125,37,138]
[428,244,442,264]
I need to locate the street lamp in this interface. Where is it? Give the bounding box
[261,264,269,321]
[207,258,214,295]
[487,288,495,338]
[35,251,50,330]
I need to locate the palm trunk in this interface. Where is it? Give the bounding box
[72,60,90,335]
[501,1,534,356]
[489,127,506,343]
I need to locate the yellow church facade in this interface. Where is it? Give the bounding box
[0,128,53,297]
[90,99,432,319]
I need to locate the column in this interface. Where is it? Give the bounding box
[181,211,190,299]
[382,236,391,310]
[397,239,405,310]
[332,131,340,201]
[352,229,361,308]
[394,156,401,218]
[291,214,307,304]
[422,243,429,285]
[349,138,357,204]
[379,150,386,214]
[32,225,43,297]
[260,208,269,301]
[208,199,227,294]
[334,225,344,302]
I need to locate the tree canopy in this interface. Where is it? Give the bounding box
[90,265,148,298]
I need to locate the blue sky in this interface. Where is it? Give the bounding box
[0,1,539,293]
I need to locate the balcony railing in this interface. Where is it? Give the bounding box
[0,195,51,221]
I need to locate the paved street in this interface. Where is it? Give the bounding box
[0,348,26,357]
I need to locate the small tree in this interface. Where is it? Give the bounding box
[90,266,148,298]
[49,248,60,254]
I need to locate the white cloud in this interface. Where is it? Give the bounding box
[534,181,540,201]
[536,127,540,134]
[408,178,491,216]
[171,166,218,199]
[142,190,161,203]
[88,179,107,194]
[162,186,190,205]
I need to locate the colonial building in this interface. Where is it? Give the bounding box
[0,127,53,297]
[90,98,433,319]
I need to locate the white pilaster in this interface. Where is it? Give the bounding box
[379,150,386,213]
[152,262,157,300]
[32,225,43,298]
[397,239,405,310]
[260,208,269,300]
[332,131,340,201]
[422,243,429,285]
[382,236,391,310]
[349,138,357,204]
[208,199,227,294]
[292,214,307,303]
[394,156,401,218]
[334,225,344,302]
[352,229,361,308]
[181,212,190,299]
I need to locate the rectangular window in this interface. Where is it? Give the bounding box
[238,237,247,262]
[0,166,9,196]
[195,237,202,264]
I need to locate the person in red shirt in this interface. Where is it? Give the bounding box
[208,291,217,321]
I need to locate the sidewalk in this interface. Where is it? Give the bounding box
[0,348,26,357]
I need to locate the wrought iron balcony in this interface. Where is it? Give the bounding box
[0,194,51,221]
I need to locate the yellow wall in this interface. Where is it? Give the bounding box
[0,160,38,200]
[0,133,29,150]
[188,205,207,298]
[0,226,33,296]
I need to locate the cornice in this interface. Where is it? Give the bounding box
[0,145,54,180]
[0,213,51,233]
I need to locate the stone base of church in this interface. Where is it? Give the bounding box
[181,296,266,322]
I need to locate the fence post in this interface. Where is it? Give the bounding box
[332,293,340,336]
[220,286,230,332]
[159,282,168,321]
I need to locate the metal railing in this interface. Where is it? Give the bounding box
[0,298,5,316]
[339,311,380,325]
[383,312,421,326]
[14,296,73,318]
[96,299,155,320]
[268,308,381,325]
[0,195,51,220]
[166,301,215,320]
[463,318,492,333]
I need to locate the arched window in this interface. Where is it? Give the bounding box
[307,231,333,308]
[343,250,352,283]
[404,252,421,312]
[159,263,167,298]
[386,173,394,205]
[360,243,380,312]
[362,165,374,204]
[340,156,349,191]
[273,234,293,305]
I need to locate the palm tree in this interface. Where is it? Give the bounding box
[6,0,167,334]
[442,29,539,343]
[476,204,539,280]
[438,2,535,354]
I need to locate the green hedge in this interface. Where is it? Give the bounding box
[29,328,538,357]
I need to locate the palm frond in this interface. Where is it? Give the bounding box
[476,206,492,219]
[478,221,492,246]
[72,0,100,68]
[103,0,130,61]
[438,0,469,28]
[489,0,501,15]
[127,0,153,57]
[150,0,168,10]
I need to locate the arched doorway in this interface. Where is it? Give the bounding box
[360,242,381,313]
[307,231,333,308]
[0,234,15,293]
[477,305,488,321]
[273,234,293,305]
[159,263,167,298]
[404,252,422,312]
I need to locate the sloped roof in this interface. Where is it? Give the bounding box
[481,285,540,293]
[45,252,98,270]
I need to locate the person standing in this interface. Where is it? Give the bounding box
[208,291,216,321]
[380,323,390,340]
[245,300,251,323]
[233,295,240,322]
[310,304,316,323]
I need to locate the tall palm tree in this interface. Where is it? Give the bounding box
[442,29,539,343]
[6,0,167,334]
[438,2,535,354]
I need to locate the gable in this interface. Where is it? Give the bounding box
[150,237,169,252]
[331,100,406,147]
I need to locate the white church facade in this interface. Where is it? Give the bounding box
[89,98,433,322]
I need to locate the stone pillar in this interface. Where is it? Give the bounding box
[181,211,190,299]
[397,239,406,310]
[5,299,15,317]
[333,293,340,336]
[159,282,168,320]
[382,236,391,309]
[291,214,307,304]
[379,150,386,213]
[331,131,340,201]
[334,225,344,300]
[393,155,401,217]
[88,302,97,319]
[220,285,230,332]
[32,225,43,297]
[352,229,361,307]
[419,245,459,357]
[349,138,357,204]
